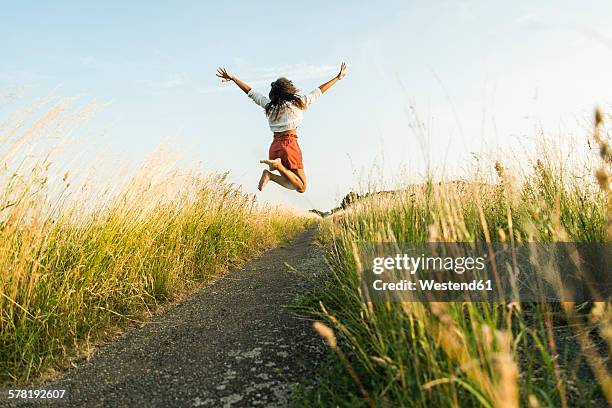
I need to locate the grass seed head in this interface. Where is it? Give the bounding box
[495,161,505,179]
[528,394,541,408]
[595,108,603,128]
[427,224,439,242]
[595,168,610,193]
[600,142,612,164]
[493,353,519,408]
[313,321,337,348]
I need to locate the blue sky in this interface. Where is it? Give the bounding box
[2,1,612,210]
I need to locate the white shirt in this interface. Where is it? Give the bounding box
[247,87,322,132]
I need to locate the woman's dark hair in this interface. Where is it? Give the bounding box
[265,77,305,119]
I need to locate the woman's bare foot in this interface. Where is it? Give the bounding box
[260,158,282,170]
[258,169,271,191]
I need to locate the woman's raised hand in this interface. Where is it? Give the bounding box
[216,67,234,83]
[318,63,348,93]
[218,69,252,94]
[336,62,347,80]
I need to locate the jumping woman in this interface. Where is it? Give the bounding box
[215,63,347,193]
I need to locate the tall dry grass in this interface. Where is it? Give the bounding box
[0,100,314,384]
[301,111,611,407]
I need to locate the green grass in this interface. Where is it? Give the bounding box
[0,102,315,384]
[296,118,612,407]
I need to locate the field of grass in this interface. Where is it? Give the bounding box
[298,112,611,407]
[0,102,314,384]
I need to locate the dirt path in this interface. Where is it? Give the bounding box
[25,226,327,407]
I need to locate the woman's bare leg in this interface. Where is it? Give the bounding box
[259,170,296,191]
[292,168,307,193]
[260,159,307,192]
[258,170,272,191]
[259,169,296,190]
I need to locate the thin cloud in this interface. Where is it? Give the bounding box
[163,73,189,89]
[250,63,340,82]
[440,0,476,20]
[199,63,341,94]
[514,13,545,30]
[80,56,97,67]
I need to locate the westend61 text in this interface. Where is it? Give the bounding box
[372,279,493,292]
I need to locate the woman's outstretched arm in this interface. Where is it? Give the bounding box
[318,62,347,94]
[216,67,251,94]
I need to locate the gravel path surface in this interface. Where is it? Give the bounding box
[18,226,326,408]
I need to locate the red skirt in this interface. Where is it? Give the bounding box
[269,135,303,170]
